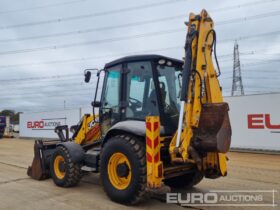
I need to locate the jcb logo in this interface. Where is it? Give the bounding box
[248,114,280,129]
[88,120,95,128]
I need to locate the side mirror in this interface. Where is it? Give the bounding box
[84,71,91,83]
[91,101,101,107]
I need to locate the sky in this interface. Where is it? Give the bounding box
[0,0,279,112]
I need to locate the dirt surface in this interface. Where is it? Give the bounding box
[0,138,279,210]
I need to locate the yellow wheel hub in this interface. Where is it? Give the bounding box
[54,155,66,179]
[108,152,131,190]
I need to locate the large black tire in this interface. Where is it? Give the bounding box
[50,146,82,187]
[164,170,203,189]
[100,134,146,205]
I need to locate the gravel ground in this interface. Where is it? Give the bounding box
[0,138,279,210]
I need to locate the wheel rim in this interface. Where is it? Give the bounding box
[54,155,66,179]
[108,152,131,190]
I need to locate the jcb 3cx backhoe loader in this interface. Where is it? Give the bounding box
[28,10,231,204]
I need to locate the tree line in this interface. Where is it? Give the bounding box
[0,110,20,124]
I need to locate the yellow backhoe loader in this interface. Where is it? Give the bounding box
[28,9,231,204]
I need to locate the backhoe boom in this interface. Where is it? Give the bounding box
[169,10,231,177]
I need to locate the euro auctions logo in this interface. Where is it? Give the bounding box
[27,118,66,130]
[166,190,277,207]
[248,114,280,133]
[27,121,44,129]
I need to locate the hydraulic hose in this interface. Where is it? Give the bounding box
[180,27,198,102]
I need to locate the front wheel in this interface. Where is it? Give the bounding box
[100,134,146,204]
[50,146,81,187]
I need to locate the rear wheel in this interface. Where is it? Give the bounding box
[100,134,146,204]
[50,146,81,187]
[164,170,203,189]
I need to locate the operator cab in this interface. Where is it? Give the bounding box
[90,55,183,136]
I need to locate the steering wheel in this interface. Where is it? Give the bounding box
[129,97,142,109]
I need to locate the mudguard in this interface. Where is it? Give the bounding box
[103,120,173,145]
[57,142,85,163]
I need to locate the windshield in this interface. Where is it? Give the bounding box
[157,62,182,128]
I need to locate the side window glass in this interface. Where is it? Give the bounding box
[129,74,145,111]
[103,70,120,109]
[158,76,170,106]
[101,65,121,133]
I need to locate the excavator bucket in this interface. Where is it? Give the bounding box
[193,102,232,153]
[27,139,59,180]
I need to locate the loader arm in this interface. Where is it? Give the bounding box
[72,114,101,145]
[169,10,231,177]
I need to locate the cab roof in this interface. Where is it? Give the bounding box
[104,54,183,69]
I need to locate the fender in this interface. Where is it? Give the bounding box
[57,142,85,163]
[103,121,146,145]
[103,120,173,146]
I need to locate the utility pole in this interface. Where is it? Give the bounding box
[231,41,244,96]
[64,100,66,110]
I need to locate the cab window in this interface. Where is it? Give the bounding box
[157,63,182,128]
[101,65,121,133]
[126,61,159,120]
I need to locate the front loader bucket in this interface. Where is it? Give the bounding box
[193,102,232,153]
[27,140,59,180]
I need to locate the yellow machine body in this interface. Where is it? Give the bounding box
[73,115,101,145]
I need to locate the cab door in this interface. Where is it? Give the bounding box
[124,61,159,120]
[100,65,122,135]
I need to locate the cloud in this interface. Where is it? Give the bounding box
[0,0,279,112]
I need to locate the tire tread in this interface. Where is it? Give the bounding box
[101,134,146,205]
